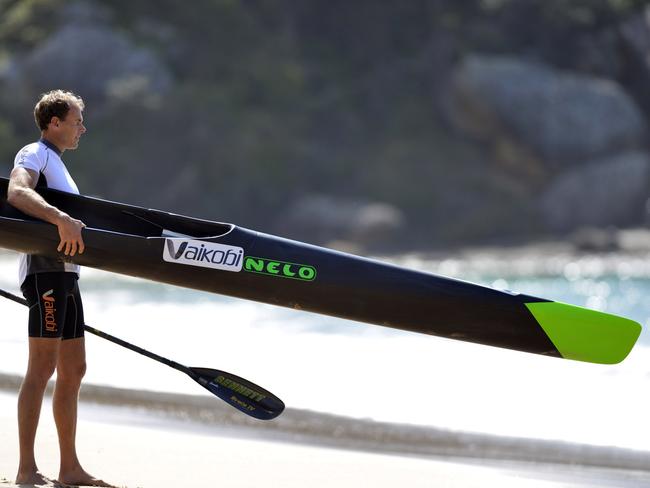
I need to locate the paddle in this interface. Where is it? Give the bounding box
[0,288,285,420]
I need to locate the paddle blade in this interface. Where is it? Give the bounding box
[190,367,285,420]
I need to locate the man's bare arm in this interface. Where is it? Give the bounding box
[7,167,86,256]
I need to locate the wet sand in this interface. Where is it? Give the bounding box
[1,381,650,487]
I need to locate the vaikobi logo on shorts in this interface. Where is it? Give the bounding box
[41,289,57,333]
[163,239,243,272]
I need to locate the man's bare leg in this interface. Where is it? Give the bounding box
[54,337,114,487]
[16,338,60,484]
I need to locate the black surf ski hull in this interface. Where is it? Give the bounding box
[0,178,641,364]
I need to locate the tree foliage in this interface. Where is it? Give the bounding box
[0,0,647,248]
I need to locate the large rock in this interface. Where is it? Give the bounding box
[539,151,650,232]
[447,55,647,167]
[618,6,650,117]
[277,194,404,249]
[17,22,171,105]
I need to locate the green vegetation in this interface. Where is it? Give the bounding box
[0,0,647,249]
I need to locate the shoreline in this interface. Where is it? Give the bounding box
[1,392,650,488]
[1,373,649,472]
[0,244,649,487]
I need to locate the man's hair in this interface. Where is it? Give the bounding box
[34,90,85,131]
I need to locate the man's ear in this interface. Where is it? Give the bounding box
[50,116,61,128]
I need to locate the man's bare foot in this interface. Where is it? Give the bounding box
[15,469,55,486]
[57,467,115,488]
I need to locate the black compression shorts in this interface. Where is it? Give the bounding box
[21,272,85,340]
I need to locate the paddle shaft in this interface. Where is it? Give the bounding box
[84,324,194,376]
[0,287,285,419]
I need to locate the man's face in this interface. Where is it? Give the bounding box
[53,104,86,150]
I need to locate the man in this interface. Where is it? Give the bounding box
[8,90,111,487]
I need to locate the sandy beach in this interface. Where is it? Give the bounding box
[1,380,650,488]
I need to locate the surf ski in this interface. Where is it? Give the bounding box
[0,177,641,364]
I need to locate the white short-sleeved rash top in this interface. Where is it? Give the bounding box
[13,139,81,285]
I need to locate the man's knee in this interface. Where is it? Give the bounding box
[25,360,57,387]
[56,337,86,384]
[57,360,87,384]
